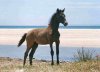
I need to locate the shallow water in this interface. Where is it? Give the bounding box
[0,45,100,61]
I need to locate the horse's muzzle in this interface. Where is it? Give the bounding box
[64,21,68,26]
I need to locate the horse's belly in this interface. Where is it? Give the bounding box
[36,37,50,44]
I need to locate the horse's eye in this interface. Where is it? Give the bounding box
[61,15,65,18]
[60,13,65,17]
[62,14,65,17]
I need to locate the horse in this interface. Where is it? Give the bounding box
[18,8,68,66]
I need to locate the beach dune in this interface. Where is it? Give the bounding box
[0,29,100,48]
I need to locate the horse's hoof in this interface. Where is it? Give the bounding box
[51,62,54,65]
[57,63,59,65]
[57,61,59,65]
[23,64,25,67]
[23,65,25,68]
[30,63,32,66]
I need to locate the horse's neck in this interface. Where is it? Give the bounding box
[47,24,60,38]
[48,23,59,32]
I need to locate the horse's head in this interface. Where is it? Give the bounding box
[56,8,68,26]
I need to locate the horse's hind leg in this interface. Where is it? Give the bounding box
[23,48,30,66]
[29,43,38,65]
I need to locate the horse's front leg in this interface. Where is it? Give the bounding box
[56,39,60,65]
[50,43,54,65]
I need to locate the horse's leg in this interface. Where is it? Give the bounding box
[50,43,54,65]
[23,48,30,66]
[29,43,38,65]
[56,39,60,65]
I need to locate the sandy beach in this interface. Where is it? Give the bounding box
[0,29,100,48]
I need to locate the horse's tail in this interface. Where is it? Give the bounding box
[18,33,27,47]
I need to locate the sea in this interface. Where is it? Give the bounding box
[0,26,100,29]
[0,45,100,62]
[0,26,100,62]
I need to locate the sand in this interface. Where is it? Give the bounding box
[0,29,100,48]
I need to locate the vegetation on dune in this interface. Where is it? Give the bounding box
[0,57,100,72]
[74,48,94,62]
[73,47,100,62]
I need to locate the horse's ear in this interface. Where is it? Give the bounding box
[57,8,59,12]
[62,8,65,12]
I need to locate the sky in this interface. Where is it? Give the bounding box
[0,0,100,26]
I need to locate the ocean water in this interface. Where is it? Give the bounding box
[0,45,100,61]
[0,26,100,29]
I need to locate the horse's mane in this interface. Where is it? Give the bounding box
[48,12,60,38]
[49,12,57,26]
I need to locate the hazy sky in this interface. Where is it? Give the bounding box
[0,0,100,26]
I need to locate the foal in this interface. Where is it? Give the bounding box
[18,8,68,66]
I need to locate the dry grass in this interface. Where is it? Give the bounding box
[0,57,100,72]
[74,48,95,62]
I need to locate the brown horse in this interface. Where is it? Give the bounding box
[18,8,68,66]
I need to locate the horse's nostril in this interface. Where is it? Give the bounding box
[64,22,68,26]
